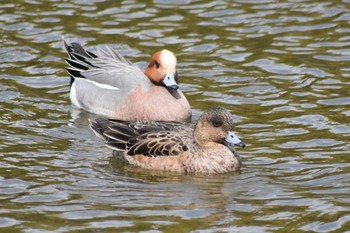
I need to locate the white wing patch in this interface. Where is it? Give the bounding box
[84,78,120,90]
[70,78,119,109]
[70,81,82,108]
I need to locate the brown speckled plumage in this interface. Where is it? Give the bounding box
[90,107,245,174]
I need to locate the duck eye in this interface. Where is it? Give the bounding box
[154,61,160,69]
[211,117,223,128]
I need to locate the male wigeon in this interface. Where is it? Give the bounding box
[89,107,245,174]
[63,40,191,121]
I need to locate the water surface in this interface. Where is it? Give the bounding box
[0,0,349,232]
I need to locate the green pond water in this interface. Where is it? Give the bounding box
[0,0,349,232]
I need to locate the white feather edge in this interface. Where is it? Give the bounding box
[70,78,120,109]
[70,81,81,108]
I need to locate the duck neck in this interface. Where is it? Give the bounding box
[193,121,211,147]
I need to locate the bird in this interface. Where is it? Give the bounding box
[63,40,191,121]
[89,107,245,174]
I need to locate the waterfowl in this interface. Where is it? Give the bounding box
[63,40,191,121]
[89,107,245,174]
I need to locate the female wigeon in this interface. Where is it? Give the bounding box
[89,107,245,174]
[63,40,191,121]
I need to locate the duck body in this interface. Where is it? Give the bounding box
[90,107,245,174]
[64,40,191,121]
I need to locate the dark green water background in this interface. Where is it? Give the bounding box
[0,0,349,232]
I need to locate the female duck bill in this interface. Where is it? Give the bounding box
[226,131,245,148]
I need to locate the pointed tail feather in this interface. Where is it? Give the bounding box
[63,39,98,86]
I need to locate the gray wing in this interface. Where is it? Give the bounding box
[72,78,127,115]
[64,40,151,92]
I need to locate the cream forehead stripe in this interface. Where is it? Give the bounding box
[160,49,177,72]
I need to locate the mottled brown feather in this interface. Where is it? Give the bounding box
[126,131,188,157]
[89,107,244,174]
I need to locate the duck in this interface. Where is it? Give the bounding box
[63,40,191,121]
[89,107,245,174]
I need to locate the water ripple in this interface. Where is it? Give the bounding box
[0,0,349,232]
